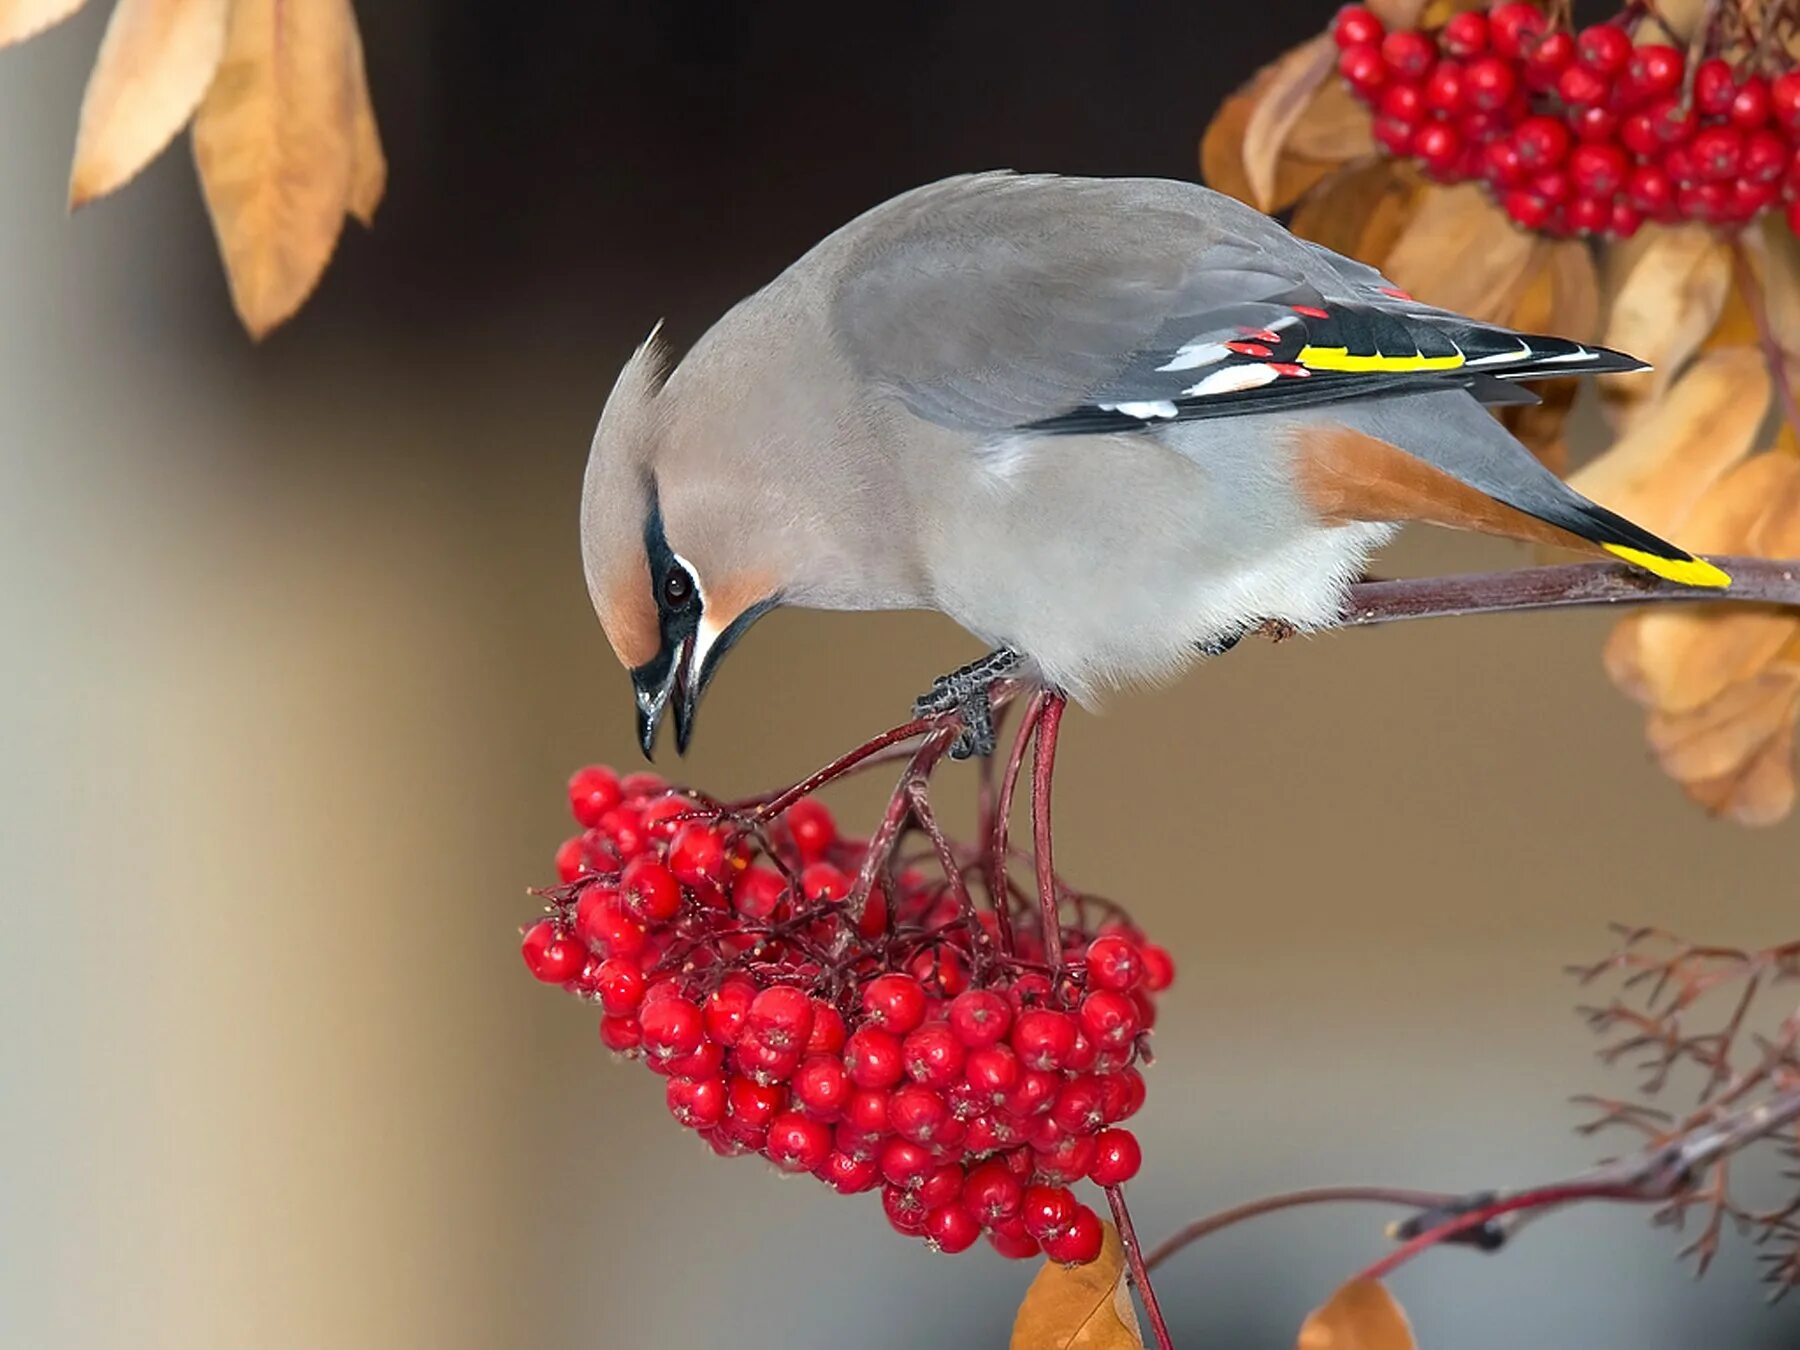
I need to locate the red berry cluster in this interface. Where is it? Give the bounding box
[522,765,1176,1264]
[1332,3,1800,237]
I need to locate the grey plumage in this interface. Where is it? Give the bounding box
[582,172,1717,749]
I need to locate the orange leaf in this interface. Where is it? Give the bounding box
[1241,35,1336,212]
[1649,670,1800,785]
[0,0,87,48]
[1381,184,1538,322]
[69,0,230,208]
[1284,74,1376,165]
[1200,78,1334,211]
[1296,1279,1417,1350]
[1597,224,1732,424]
[1681,717,1798,826]
[1565,347,1768,538]
[1602,614,1652,706]
[1011,1222,1143,1350]
[191,0,359,337]
[1288,162,1420,270]
[344,7,385,226]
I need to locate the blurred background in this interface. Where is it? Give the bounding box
[1,2,1795,1347]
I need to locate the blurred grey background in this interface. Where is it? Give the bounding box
[1,3,1795,1347]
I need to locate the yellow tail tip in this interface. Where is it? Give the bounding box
[1603,544,1733,589]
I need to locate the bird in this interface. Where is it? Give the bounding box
[580,171,1730,759]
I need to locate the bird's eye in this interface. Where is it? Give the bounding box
[662,566,695,608]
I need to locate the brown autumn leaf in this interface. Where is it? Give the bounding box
[69,0,230,208]
[1289,162,1422,269]
[1566,347,1769,537]
[192,0,360,338]
[1634,453,1800,713]
[1598,224,1734,423]
[1242,35,1337,213]
[1381,184,1537,323]
[1648,671,1800,784]
[1284,74,1376,165]
[344,9,385,226]
[1681,714,1798,825]
[1603,613,1653,705]
[0,0,87,48]
[1011,1222,1143,1350]
[1296,1279,1417,1350]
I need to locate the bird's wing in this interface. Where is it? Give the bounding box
[828,173,1638,436]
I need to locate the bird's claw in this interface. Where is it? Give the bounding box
[912,647,1020,759]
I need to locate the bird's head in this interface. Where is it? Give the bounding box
[581,325,786,758]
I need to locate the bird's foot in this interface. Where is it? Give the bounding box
[1195,617,1300,657]
[912,647,1023,760]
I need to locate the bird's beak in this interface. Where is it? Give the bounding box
[631,630,692,760]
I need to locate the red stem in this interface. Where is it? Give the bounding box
[1031,693,1068,974]
[989,691,1047,959]
[751,717,934,822]
[1144,1186,1462,1271]
[1106,1185,1176,1350]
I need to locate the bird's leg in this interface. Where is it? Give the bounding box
[1194,625,1248,657]
[912,646,1023,760]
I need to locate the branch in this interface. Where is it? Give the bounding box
[1333,557,1800,629]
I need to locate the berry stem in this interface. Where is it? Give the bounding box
[1105,1184,1177,1350]
[752,716,936,822]
[1030,692,1069,975]
[1731,240,1800,452]
[1142,1186,1465,1271]
[989,690,1048,959]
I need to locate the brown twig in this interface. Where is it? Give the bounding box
[1144,1186,1464,1271]
[1732,241,1800,451]
[1106,1185,1176,1350]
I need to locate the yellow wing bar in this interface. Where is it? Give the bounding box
[1295,345,1466,373]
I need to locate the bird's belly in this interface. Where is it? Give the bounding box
[921,431,1395,702]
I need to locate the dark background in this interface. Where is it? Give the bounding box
[2,3,1796,1348]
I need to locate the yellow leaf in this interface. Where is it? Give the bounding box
[344,7,384,226]
[1242,34,1336,212]
[0,0,87,48]
[1565,347,1769,538]
[69,0,229,208]
[191,0,359,338]
[1296,1279,1417,1350]
[1598,224,1733,424]
[1011,1222,1144,1350]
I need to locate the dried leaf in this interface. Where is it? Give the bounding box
[1200,76,1334,211]
[192,0,358,337]
[1603,613,1653,705]
[1500,378,1575,469]
[69,0,230,208]
[0,0,87,47]
[1598,224,1733,423]
[1288,161,1419,266]
[1755,215,1800,363]
[1369,0,1429,23]
[1284,75,1376,165]
[1242,35,1337,212]
[1681,716,1797,825]
[1646,0,1713,43]
[1634,453,1800,713]
[1011,1222,1143,1350]
[344,8,384,226]
[1296,1279,1417,1350]
[1382,184,1538,323]
[1649,671,1800,783]
[1565,347,1769,537]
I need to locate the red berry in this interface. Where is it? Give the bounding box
[1003,1067,1063,1119]
[1773,72,1800,133]
[797,860,849,908]
[746,984,814,1051]
[964,1043,1022,1100]
[1089,1128,1143,1185]
[1033,1132,1099,1185]
[879,1137,935,1189]
[1513,114,1571,169]
[619,856,682,923]
[567,765,623,827]
[1441,11,1488,59]
[1139,943,1175,992]
[1744,128,1789,185]
[1608,200,1645,239]
[599,1014,641,1053]
[883,1183,929,1234]
[765,1111,832,1172]
[1380,29,1434,80]
[1628,44,1684,101]
[617,771,666,800]
[1556,63,1608,109]
[1373,114,1416,156]
[591,957,646,1015]
[948,990,1012,1050]
[805,1001,847,1055]
[520,921,586,983]
[1569,142,1627,197]
[1732,75,1772,131]
[1338,42,1388,93]
[1332,4,1384,49]
[554,836,586,882]
[924,1202,982,1253]
[988,1219,1042,1259]
[1042,1205,1105,1265]
[1423,60,1466,113]
[1021,1183,1078,1240]
[782,797,837,862]
[666,1075,728,1129]
[1413,122,1463,174]
[1079,990,1141,1051]
[662,1040,725,1080]
[900,1023,965,1088]
[844,1026,905,1089]
[638,792,693,844]
[1378,81,1424,123]
[1011,1009,1079,1071]
[1489,3,1545,56]
[1051,1075,1109,1137]
[575,887,645,960]
[861,974,928,1034]
[1694,58,1735,118]
[1693,125,1743,182]
[1503,189,1551,230]
[727,1075,786,1130]
[1524,31,1573,89]
[667,821,730,890]
[1575,23,1631,77]
[1785,198,1800,234]
[1462,55,1516,111]
[1102,1067,1148,1123]
[703,975,757,1046]
[1482,138,1527,186]
[793,1054,851,1119]
[733,1034,802,1084]
[964,1160,1023,1224]
[595,805,647,860]
[640,997,704,1061]
[889,1083,951,1144]
[1663,143,1700,189]
[845,1086,890,1134]
[1570,103,1618,143]
[730,865,786,921]
[1619,109,1661,157]
[818,1150,881,1194]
